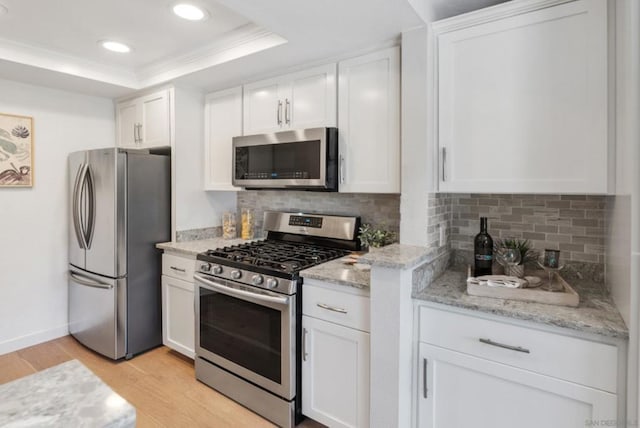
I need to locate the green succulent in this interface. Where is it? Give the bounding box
[494,238,539,265]
[358,223,396,249]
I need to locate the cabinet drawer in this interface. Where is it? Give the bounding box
[419,306,618,393]
[162,254,196,281]
[303,284,370,332]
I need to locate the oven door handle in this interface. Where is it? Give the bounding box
[194,274,290,306]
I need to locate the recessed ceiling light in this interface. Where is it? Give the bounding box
[172,3,208,21]
[100,40,131,53]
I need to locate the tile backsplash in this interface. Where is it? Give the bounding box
[449,194,606,264]
[237,190,401,238]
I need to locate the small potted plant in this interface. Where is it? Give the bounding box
[358,223,396,250]
[494,238,539,278]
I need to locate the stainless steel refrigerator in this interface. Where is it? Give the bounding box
[68,148,170,360]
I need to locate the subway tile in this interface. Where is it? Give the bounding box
[571,200,605,209]
[571,252,599,263]
[523,215,548,224]
[535,194,561,200]
[521,199,546,207]
[534,224,558,234]
[573,236,605,245]
[478,198,499,206]
[560,243,586,252]
[585,244,605,254]
[573,219,599,228]
[558,226,586,235]
[500,214,524,222]
[559,209,586,219]
[546,200,572,209]
[522,232,546,240]
[546,234,572,243]
[511,223,535,232]
[560,195,587,201]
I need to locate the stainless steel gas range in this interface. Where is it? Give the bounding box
[193,211,361,427]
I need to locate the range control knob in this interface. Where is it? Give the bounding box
[231,270,242,280]
[212,265,223,275]
[252,274,264,285]
[265,278,278,289]
[200,263,211,272]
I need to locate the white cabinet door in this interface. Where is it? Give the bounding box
[288,63,337,130]
[243,77,283,135]
[417,343,617,428]
[338,47,400,193]
[435,0,608,193]
[204,87,243,191]
[139,89,171,148]
[161,275,195,358]
[116,89,171,149]
[243,64,337,135]
[116,100,138,148]
[302,315,370,428]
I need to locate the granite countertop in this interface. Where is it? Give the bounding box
[300,258,370,289]
[0,360,135,427]
[156,238,256,256]
[358,244,434,269]
[414,269,629,340]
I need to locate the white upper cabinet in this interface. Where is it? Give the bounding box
[116,88,171,149]
[204,87,243,191]
[338,47,401,193]
[434,0,610,194]
[243,63,337,135]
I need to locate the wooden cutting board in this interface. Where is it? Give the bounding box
[466,272,579,307]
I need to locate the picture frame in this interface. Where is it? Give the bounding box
[0,113,34,187]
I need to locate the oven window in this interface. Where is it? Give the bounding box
[235,140,321,180]
[199,288,282,383]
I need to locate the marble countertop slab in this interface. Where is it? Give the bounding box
[414,270,628,340]
[156,238,256,256]
[358,244,434,270]
[301,258,370,289]
[0,360,135,427]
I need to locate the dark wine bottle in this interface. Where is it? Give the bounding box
[474,217,493,276]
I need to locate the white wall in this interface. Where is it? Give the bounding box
[173,87,236,233]
[0,78,115,355]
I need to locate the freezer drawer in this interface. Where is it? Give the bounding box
[68,267,126,360]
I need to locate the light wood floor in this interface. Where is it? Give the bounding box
[0,336,324,428]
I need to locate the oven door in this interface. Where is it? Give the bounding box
[194,273,296,400]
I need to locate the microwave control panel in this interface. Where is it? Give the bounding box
[289,215,323,228]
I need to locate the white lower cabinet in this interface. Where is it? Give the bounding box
[416,306,620,428]
[417,343,616,428]
[302,281,370,428]
[161,254,196,358]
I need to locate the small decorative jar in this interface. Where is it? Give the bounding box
[222,212,236,239]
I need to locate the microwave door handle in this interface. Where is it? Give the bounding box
[194,274,289,306]
[72,164,85,249]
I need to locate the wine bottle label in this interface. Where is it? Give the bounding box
[475,255,493,261]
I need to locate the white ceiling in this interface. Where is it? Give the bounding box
[0,0,508,98]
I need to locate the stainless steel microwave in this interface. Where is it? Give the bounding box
[232,127,338,190]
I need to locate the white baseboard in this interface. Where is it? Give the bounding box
[0,324,69,356]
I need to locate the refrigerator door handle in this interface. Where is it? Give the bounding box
[84,165,96,249]
[72,163,85,249]
[77,163,90,250]
[68,271,114,289]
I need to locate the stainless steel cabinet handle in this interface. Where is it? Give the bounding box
[423,358,428,398]
[317,303,348,314]
[277,100,283,125]
[285,98,291,125]
[137,123,143,143]
[133,123,138,143]
[68,272,113,290]
[479,338,530,354]
[302,328,308,361]
[339,155,345,184]
[170,266,186,273]
[441,147,447,182]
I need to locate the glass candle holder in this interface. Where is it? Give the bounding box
[543,249,561,269]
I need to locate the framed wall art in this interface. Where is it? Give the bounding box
[0,113,33,187]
